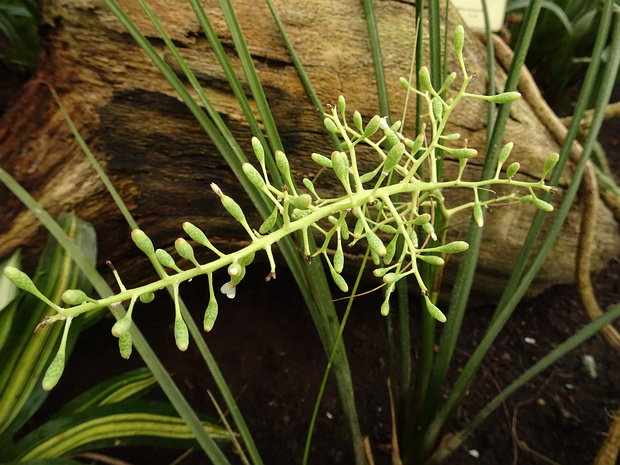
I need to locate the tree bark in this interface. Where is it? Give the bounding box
[0,0,618,301]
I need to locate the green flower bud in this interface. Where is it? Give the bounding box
[453,25,464,59]
[303,178,319,198]
[380,297,391,316]
[331,151,350,181]
[383,273,401,284]
[174,316,189,352]
[62,289,88,306]
[222,195,247,224]
[252,137,265,166]
[292,208,311,220]
[413,213,431,225]
[119,332,133,359]
[140,292,155,304]
[359,169,379,183]
[419,66,433,93]
[506,162,520,179]
[409,228,419,247]
[275,150,292,180]
[383,143,405,173]
[404,132,424,153]
[340,222,350,241]
[242,163,266,190]
[353,111,363,131]
[481,91,521,104]
[330,268,348,292]
[4,266,39,294]
[416,254,445,266]
[498,142,514,167]
[183,222,209,247]
[212,183,247,225]
[441,72,457,92]
[338,95,346,115]
[450,148,478,159]
[259,205,279,234]
[131,229,155,256]
[292,194,312,210]
[391,120,402,132]
[366,229,387,257]
[542,153,560,180]
[373,268,388,277]
[440,132,461,141]
[311,152,333,168]
[370,249,381,266]
[473,202,484,227]
[519,195,534,203]
[532,196,554,212]
[423,221,437,239]
[432,97,443,120]
[155,249,181,272]
[353,218,364,238]
[111,315,132,337]
[323,117,339,134]
[334,240,344,274]
[425,295,446,323]
[204,297,218,332]
[431,241,469,254]
[383,235,399,265]
[42,351,65,391]
[175,238,197,264]
[379,224,398,234]
[362,115,382,139]
[383,127,400,147]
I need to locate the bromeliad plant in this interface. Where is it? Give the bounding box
[4,26,558,388]
[0,214,230,464]
[2,0,619,463]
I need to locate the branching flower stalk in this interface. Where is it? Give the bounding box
[4,26,558,390]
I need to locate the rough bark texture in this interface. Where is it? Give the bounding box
[0,0,618,300]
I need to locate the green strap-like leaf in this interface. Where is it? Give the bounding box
[5,401,230,461]
[51,367,156,418]
[0,213,96,442]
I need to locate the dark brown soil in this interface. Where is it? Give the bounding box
[34,249,619,465]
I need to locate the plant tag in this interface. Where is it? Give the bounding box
[452,0,507,31]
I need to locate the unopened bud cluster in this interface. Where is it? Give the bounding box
[2,26,557,389]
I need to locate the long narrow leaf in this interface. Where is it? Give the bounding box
[362,0,390,121]
[428,302,620,464]
[423,2,619,456]
[51,367,156,418]
[0,214,95,442]
[0,169,231,465]
[6,402,230,461]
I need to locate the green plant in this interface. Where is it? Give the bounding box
[4,28,557,360]
[0,0,42,73]
[0,214,230,464]
[506,0,620,112]
[1,0,619,464]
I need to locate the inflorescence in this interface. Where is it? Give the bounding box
[3,26,558,389]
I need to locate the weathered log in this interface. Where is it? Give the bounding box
[0,0,618,301]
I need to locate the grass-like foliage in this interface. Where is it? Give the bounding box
[2,0,620,463]
[4,26,557,390]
